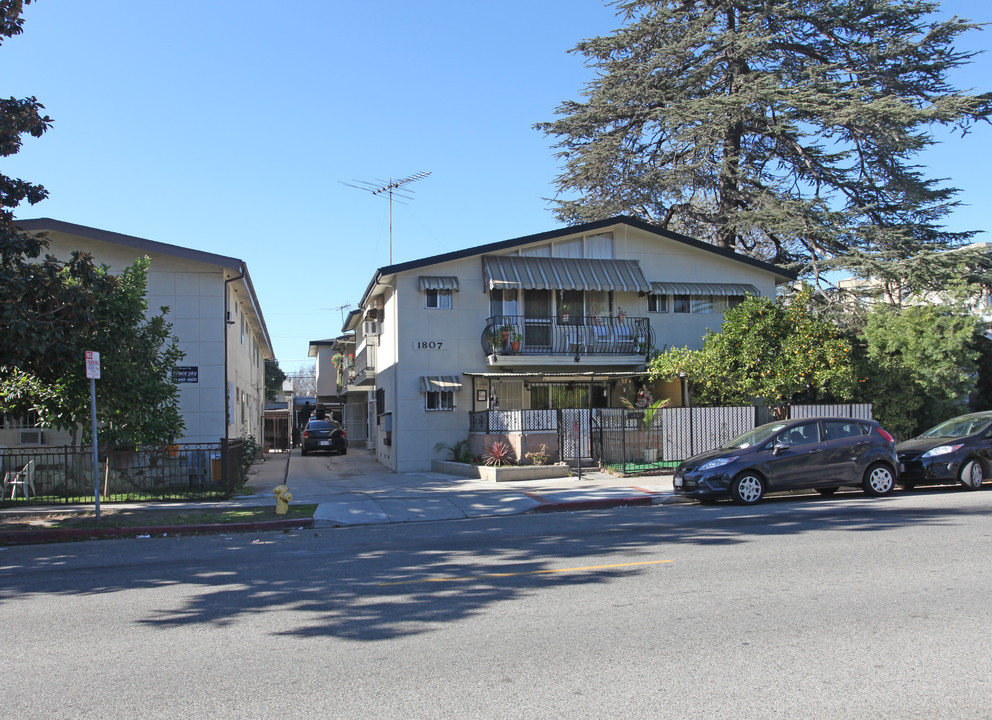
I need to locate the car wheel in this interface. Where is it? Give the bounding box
[729,472,765,506]
[340,448,347,456]
[862,463,895,496]
[301,448,308,456]
[815,487,838,496]
[959,459,984,490]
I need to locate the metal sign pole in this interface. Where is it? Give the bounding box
[85,351,101,520]
[90,377,100,520]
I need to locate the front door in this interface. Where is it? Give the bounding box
[524,290,551,349]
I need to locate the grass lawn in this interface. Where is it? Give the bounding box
[0,504,318,532]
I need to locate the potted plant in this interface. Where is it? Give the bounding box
[616,306,626,322]
[559,304,570,323]
[509,329,523,353]
[500,324,513,343]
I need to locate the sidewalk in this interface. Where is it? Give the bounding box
[0,447,678,544]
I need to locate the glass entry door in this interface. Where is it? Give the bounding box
[523,290,551,349]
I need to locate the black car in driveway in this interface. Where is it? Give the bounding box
[673,417,899,505]
[301,419,347,456]
[896,411,992,490]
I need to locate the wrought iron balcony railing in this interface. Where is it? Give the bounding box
[481,315,653,358]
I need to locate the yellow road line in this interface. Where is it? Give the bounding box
[378,559,672,586]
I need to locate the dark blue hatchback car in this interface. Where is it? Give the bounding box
[673,417,899,505]
[896,411,992,490]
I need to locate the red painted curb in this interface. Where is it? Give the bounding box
[0,517,314,546]
[532,496,655,513]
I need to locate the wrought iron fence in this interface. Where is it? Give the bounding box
[0,440,244,507]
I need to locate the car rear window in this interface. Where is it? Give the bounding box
[307,421,337,430]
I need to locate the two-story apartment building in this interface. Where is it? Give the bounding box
[4,219,274,447]
[329,216,794,473]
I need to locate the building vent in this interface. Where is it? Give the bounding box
[363,321,382,337]
[18,429,46,446]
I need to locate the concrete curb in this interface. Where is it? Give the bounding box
[0,517,314,546]
[532,495,656,513]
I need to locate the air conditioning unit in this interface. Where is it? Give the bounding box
[18,429,46,446]
[363,321,382,336]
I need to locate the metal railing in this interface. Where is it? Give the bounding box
[0,440,244,507]
[481,315,654,357]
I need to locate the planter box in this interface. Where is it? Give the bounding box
[431,460,571,482]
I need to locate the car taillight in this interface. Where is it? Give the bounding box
[877,428,895,443]
[341,428,346,439]
[302,430,310,439]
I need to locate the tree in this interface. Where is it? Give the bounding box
[855,298,979,439]
[288,364,317,397]
[0,2,185,447]
[537,0,991,289]
[265,359,287,401]
[648,286,856,416]
[89,258,185,449]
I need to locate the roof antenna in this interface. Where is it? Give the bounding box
[341,171,431,264]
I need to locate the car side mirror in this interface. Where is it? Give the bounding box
[772,442,789,456]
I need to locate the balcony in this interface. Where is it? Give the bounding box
[353,343,376,385]
[481,315,653,367]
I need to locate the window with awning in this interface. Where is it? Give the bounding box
[650,282,758,296]
[482,255,651,293]
[420,376,461,412]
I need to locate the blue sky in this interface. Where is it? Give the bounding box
[4,1,991,373]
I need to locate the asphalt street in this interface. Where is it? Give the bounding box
[1,484,990,719]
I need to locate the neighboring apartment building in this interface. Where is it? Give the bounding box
[319,216,794,473]
[2,219,274,448]
[837,242,992,322]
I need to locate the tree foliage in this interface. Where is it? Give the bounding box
[855,299,980,439]
[265,359,287,401]
[0,1,185,447]
[538,0,991,289]
[648,286,856,414]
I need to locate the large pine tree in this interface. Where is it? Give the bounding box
[537,0,991,287]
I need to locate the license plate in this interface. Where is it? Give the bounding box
[319,440,330,446]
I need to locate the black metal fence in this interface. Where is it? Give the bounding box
[0,439,245,507]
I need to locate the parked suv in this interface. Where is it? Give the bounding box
[301,419,347,456]
[673,417,898,505]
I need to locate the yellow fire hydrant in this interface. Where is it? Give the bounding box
[273,484,293,515]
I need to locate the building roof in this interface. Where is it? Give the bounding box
[358,215,797,307]
[16,218,274,357]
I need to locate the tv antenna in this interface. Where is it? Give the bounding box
[342,171,431,264]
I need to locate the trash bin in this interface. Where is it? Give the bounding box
[210,453,222,482]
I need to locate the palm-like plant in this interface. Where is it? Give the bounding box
[483,440,516,466]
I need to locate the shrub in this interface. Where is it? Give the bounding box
[483,440,516,466]
[524,443,552,465]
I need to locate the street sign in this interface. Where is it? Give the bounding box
[85,351,101,380]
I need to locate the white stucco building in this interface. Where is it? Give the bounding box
[318,216,794,473]
[3,219,273,447]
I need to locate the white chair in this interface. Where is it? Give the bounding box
[4,460,36,499]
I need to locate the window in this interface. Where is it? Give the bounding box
[425,289,452,309]
[586,232,614,259]
[490,288,518,319]
[673,294,691,313]
[727,295,745,310]
[2,410,40,429]
[648,294,668,313]
[691,295,715,314]
[519,243,551,257]
[553,237,583,258]
[425,390,454,411]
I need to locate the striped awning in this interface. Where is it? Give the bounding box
[419,375,463,393]
[418,276,460,291]
[651,282,758,296]
[483,255,651,293]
